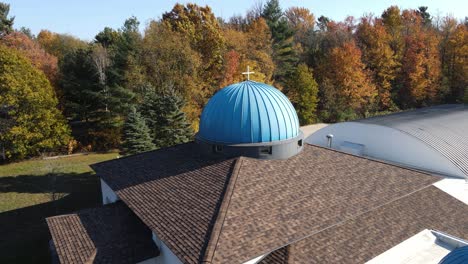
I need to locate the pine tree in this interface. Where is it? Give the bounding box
[262,0,298,87]
[286,64,319,125]
[0,2,14,37]
[140,89,194,149]
[122,107,155,155]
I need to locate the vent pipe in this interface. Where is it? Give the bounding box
[326,134,334,148]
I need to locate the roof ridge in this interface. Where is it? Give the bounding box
[201,157,245,263]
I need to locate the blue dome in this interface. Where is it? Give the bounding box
[439,246,468,264]
[198,81,299,144]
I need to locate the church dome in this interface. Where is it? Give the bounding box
[198,81,299,144]
[439,246,468,264]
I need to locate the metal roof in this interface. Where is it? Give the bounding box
[356,104,468,178]
[198,81,299,144]
[439,246,468,264]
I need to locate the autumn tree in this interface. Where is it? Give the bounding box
[382,6,404,61]
[37,30,87,59]
[2,32,59,87]
[0,45,70,159]
[0,2,13,37]
[286,64,319,125]
[440,20,468,102]
[221,17,274,85]
[285,7,315,59]
[398,10,442,107]
[318,41,377,121]
[163,3,225,95]
[307,17,355,70]
[142,21,202,127]
[356,16,398,110]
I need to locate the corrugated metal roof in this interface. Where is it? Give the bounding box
[198,81,299,144]
[356,104,468,178]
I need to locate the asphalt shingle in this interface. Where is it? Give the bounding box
[46,202,158,264]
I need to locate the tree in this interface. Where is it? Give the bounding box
[417,6,432,27]
[60,46,134,150]
[0,45,70,160]
[245,18,275,83]
[0,2,13,37]
[285,7,315,57]
[441,22,468,102]
[60,48,101,122]
[356,16,398,110]
[2,32,59,87]
[90,44,111,111]
[382,6,404,61]
[221,17,274,85]
[286,64,319,125]
[37,30,87,59]
[142,21,202,126]
[318,41,377,119]
[121,107,155,155]
[139,89,193,149]
[262,0,298,87]
[163,4,225,95]
[398,10,442,107]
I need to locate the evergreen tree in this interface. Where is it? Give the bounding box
[417,6,432,27]
[262,0,298,87]
[286,64,319,125]
[0,2,14,37]
[139,89,193,149]
[122,107,155,155]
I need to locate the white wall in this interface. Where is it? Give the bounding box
[307,122,465,178]
[100,179,119,205]
[152,232,183,264]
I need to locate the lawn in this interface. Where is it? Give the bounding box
[0,153,118,264]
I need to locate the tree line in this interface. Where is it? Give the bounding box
[0,1,466,160]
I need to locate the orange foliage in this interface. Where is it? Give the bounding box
[400,10,442,105]
[2,32,58,85]
[220,50,241,86]
[356,16,398,109]
[320,40,377,113]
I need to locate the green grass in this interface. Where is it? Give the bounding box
[0,152,118,264]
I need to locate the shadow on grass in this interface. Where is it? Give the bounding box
[0,172,102,264]
[0,172,97,194]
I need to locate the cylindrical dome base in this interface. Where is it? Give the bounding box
[195,130,304,160]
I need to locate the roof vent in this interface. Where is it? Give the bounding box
[326,134,334,148]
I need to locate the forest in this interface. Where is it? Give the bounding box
[0,1,467,161]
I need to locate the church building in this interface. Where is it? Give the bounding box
[46,79,468,264]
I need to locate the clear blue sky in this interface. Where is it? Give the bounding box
[6,0,467,41]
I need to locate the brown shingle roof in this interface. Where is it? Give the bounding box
[259,186,468,264]
[46,202,158,264]
[206,145,440,263]
[92,143,441,264]
[91,143,238,264]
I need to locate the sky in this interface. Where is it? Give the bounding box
[6,0,468,41]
